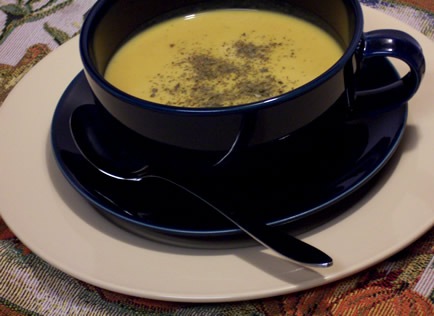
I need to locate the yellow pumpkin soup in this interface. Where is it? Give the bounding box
[104,9,344,107]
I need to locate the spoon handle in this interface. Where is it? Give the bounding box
[214,207,333,267]
[154,175,333,267]
[70,104,333,266]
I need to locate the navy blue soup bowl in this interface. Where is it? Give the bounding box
[80,0,425,158]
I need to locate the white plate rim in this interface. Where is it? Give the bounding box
[0,6,433,302]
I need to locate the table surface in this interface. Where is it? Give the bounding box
[1,0,433,315]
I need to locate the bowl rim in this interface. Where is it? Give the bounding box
[79,0,364,115]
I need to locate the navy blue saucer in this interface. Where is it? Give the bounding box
[51,58,407,248]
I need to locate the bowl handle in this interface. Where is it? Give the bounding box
[354,29,425,108]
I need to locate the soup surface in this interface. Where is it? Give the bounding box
[105,9,344,107]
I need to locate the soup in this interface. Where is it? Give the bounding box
[104,9,344,107]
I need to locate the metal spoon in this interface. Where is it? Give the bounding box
[70,104,333,267]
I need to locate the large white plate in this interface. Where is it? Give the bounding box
[0,7,433,302]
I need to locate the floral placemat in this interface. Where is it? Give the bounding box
[1,218,433,315]
[1,1,433,315]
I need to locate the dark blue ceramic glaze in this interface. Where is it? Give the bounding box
[51,57,407,248]
[79,0,423,154]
